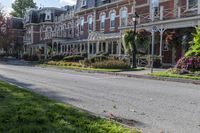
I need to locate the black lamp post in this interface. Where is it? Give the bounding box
[131,12,139,68]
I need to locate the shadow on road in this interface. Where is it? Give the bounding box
[0,74,81,104]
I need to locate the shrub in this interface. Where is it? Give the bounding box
[46,61,82,67]
[91,60,129,69]
[175,56,200,71]
[63,55,85,62]
[50,55,64,61]
[153,58,162,68]
[22,54,39,61]
[90,55,108,63]
[185,27,200,57]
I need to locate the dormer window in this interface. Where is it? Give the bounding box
[45,10,52,21]
[187,0,197,10]
[82,0,87,7]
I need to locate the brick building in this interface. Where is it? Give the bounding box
[23,0,200,65]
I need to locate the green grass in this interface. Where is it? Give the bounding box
[40,64,144,73]
[0,81,140,133]
[151,71,200,80]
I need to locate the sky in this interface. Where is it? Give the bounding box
[0,0,76,14]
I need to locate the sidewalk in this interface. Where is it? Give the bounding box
[118,68,164,76]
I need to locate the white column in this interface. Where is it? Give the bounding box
[198,0,200,14]
[118,40,122,56]
[87,42,90,58]
[96,41,99,54]
[106,41,109,53]
[159,29,164,64]
[160,6,164,20]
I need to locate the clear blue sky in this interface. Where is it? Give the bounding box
[1,0,76,13]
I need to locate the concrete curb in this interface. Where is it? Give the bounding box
[73,69,200,85]
[37,65,200,85]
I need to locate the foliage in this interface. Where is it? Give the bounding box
[135,29,149,53]
[151,70,200,80]
[46,61,82,68]
[185,27,200,57]
[50,55,65,61]
[164,30,182,49]
[63,55,85,62]
[0,81,140,133]
[10,0,36,17]
[0,6,13,52]
[153,58,162,68]
[90,55,108,63]
[22,54,39,61]
[123,30,138,68]
[175,56,200,71]
[91,60,129,69]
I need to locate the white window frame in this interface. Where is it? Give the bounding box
[80,17,84,33]
[88,15,93,31]
[109,10,116,30]
[120,7,128,27]
[187,0,198,10]
[100,12,106,31]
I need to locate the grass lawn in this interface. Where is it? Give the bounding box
[40,64,144,73]
[151,71,200,80]
[0,81,140,133]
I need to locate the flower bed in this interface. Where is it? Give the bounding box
[175,56,200,71]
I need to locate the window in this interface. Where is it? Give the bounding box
[100,13,106,31]
[80,18,84,32]
[188,0,198,9]
[88,16,93,31]
[82,0,87,7]
[110,10,116,29]
[120,8,127,27]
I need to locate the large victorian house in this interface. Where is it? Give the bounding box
[23,0,200,65]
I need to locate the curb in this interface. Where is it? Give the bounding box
[37,65,200,85]
[73,69,200,85]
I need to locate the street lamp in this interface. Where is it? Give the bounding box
[131,12,139,68]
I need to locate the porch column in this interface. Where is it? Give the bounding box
[111,41,114,55]
[118,40,122,56]
[106,41,109,53]
[56,43,59,54]
[45,44,47,59]
[159,28,165,64]
[51,43,54,56]
[60,44,63,54]
[87,42,90,58]
[198,0,200,14]
[96,41,99,54]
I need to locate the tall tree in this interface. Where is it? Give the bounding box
[10,0,36,18]
[0,4,12,52]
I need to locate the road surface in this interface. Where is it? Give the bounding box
[0,61,200,133]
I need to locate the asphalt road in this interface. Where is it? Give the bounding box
[0,61,200,133]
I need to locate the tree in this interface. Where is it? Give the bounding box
[10,0,36,18]
[0,4,12,52]
[123,30,137,68]
[185,26,200,57]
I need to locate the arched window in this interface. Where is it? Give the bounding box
[120,7,128,27]
[80,17,84,32]
[100,12,106,31]
[109,10,116,29]
[88,15,93,31]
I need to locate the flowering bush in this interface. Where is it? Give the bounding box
[175,56,200,71]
